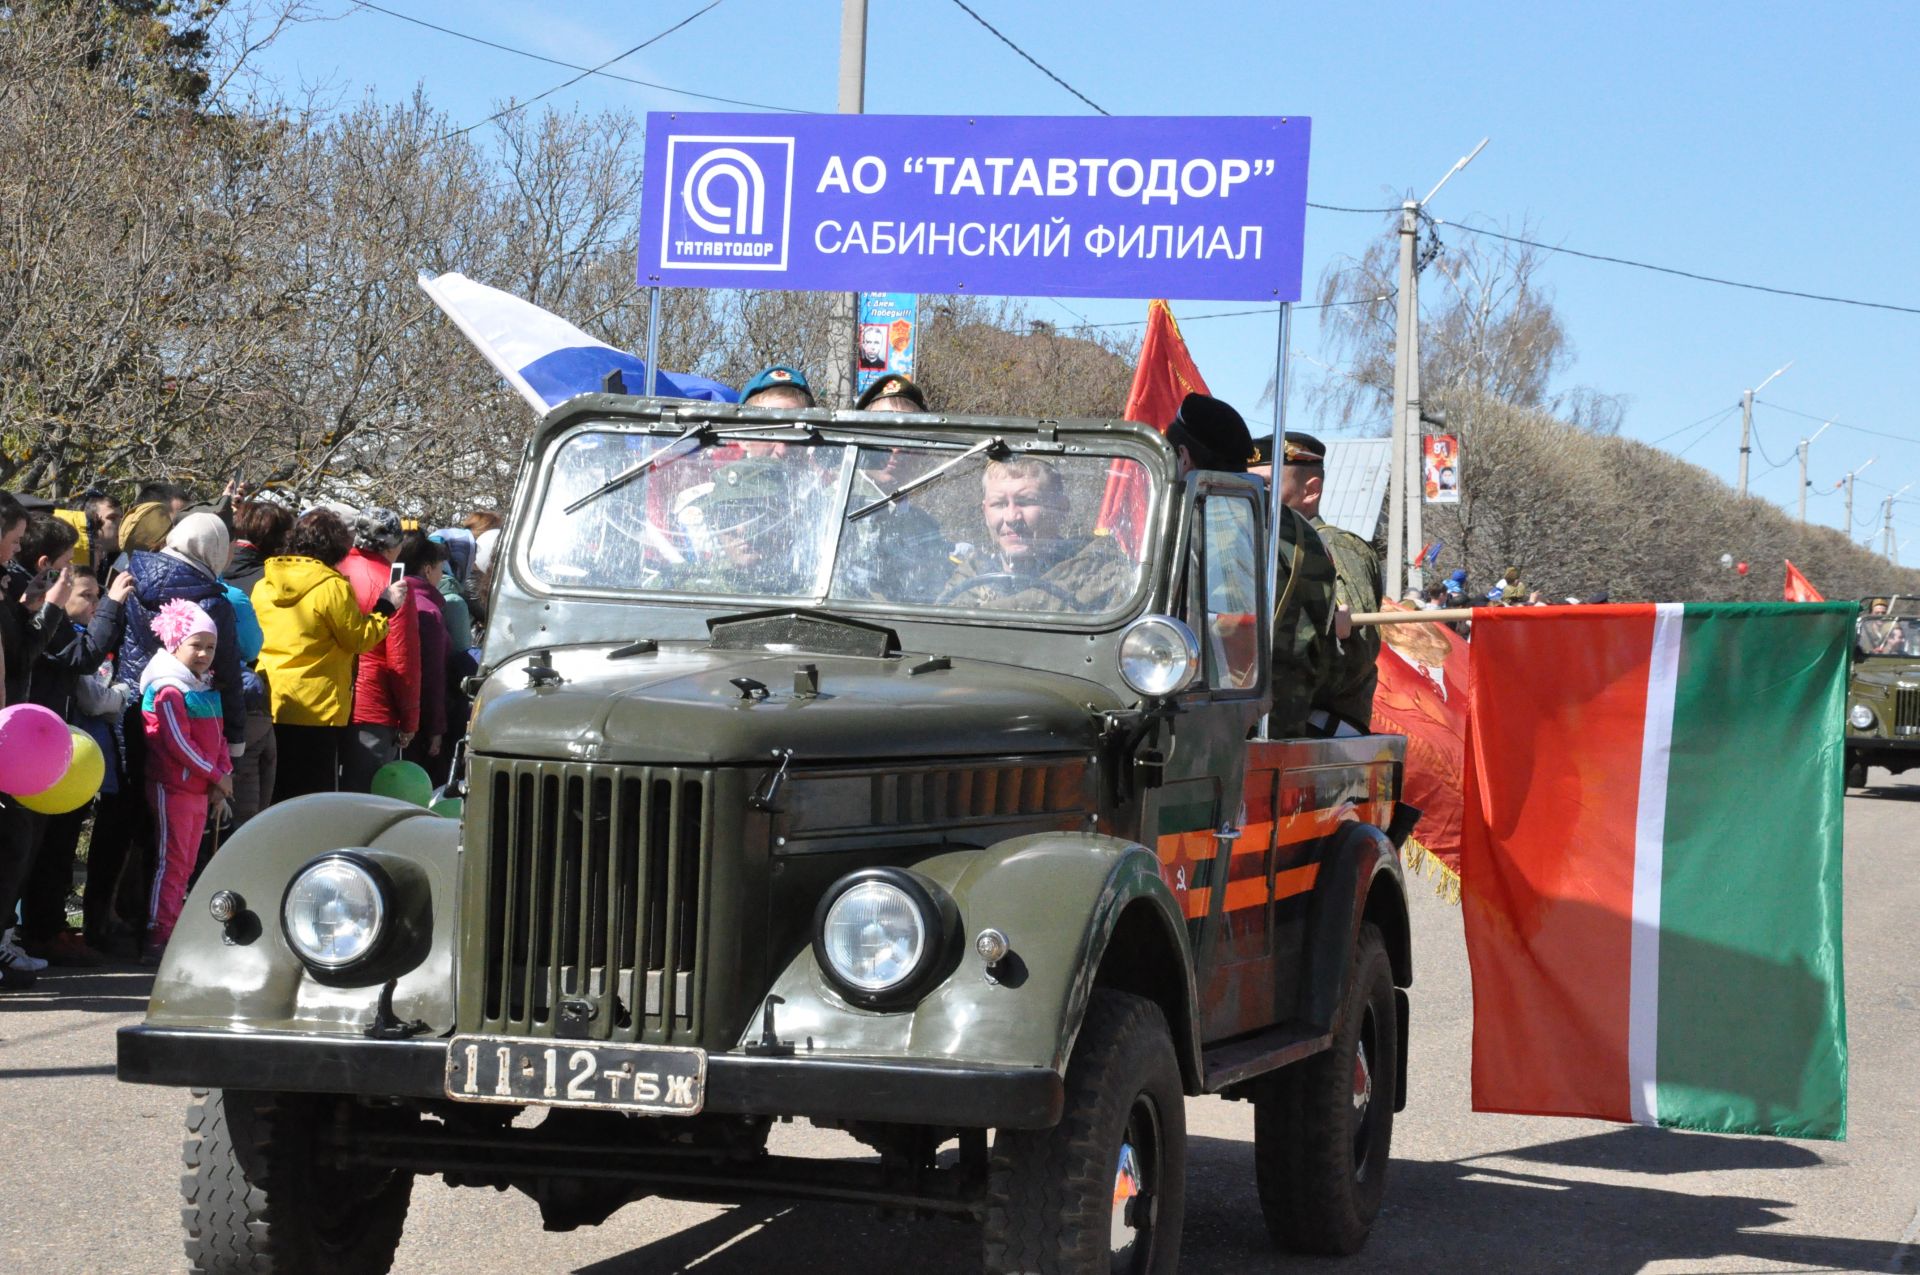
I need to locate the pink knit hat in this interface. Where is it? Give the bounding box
[150,598,216,652]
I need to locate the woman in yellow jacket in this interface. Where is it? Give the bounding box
[252,509,406,801]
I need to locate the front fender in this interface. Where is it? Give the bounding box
[748,833,1197,1084]
[142,794,460,1037]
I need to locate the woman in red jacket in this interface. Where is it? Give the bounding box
[336,508,419,792]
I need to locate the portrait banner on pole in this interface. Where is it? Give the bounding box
[637,113,1311,301]
[1423,433,1461,504]
[856,292,917,393]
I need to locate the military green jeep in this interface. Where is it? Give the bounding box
[1845,597,1920,788]
[118,396,1415,1274]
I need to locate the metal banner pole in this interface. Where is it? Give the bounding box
[644,285,662,397]
[1261,300,1293,740]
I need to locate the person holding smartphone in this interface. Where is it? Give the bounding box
[335,507,420,793]
[0,510,81,985]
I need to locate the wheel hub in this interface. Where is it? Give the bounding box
[1108,1095,1162,1271]
[1111,1142,1144,1251]
[1352,1038,1373,1117]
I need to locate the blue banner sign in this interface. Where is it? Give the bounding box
[637,114,1311,301]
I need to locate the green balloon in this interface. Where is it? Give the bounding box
[430,796,465,820]
[371,760,434,807]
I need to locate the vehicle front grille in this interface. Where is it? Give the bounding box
[1896,687,1920,736]
[461,759,713,1044]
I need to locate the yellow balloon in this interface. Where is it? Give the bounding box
[17,728,105,815]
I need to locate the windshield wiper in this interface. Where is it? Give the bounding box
[564,421,709,515]
[846,436,1007,522]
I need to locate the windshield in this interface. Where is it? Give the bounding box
[521,424,1154,620]
[1857,614,1920,656]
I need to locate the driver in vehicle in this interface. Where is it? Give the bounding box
[943,456,1132,613]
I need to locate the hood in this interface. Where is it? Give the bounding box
[1852,657,1920,686]
[406,576,444,616]
[226,542,268,579]
[140,646,210,696]
[129,549,222,607]
[469,643,1118,766]
[257,555,343,607]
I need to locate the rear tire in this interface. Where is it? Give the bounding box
[1254,922,1398,1255]
[181,1088,413,1274]
[983,990,1186,1274]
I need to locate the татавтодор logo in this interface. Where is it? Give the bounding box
[660,136,795,272]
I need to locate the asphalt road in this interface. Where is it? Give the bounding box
[4,774,1918,1274]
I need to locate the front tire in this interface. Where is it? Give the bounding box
[181,1088,413,1274]
[983,990,1186,1274]
[1254,921,1398,1255]
[1845,758,1868,789]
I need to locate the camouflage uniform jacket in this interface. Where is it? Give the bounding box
[1311,515,1383,729]
[942,535,1134,613]
[1269,507,1337,736]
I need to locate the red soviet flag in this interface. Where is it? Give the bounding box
[1096,300,1209,556]
[1370,600,1471,891]
[1784,560,1825,602]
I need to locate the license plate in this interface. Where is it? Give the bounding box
[445,1034,706,1116]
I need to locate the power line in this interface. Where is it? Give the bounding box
[1746,417,1794,473]
[1647,402,1738,447]
[1038,294,1389,332]
[1756,398,1920,447]
[948,0,1109,115]
[350,2,810,113]
[1440,220,1920,317]
[1308,202,1401,215]
[445,1,726,140]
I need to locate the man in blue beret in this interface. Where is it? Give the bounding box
[739,364,814,411]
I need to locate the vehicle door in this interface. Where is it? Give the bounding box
[1145,475,1275,1043]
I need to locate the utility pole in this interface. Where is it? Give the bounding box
[1795,420,1830,523]
[1840,457,1875,538]
[1386,201,1416,601]
[1386,137,1487,601]
[1737,361,1793,497]
[1887,484,1913,563]
[826,0,868,407]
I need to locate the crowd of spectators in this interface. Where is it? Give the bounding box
[0,482,499,988]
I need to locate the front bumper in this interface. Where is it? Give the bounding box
[116,1026,1063,1129]
[1846,734,1920,755]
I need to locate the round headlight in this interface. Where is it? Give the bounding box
[282,855,387,969]
[1118,615,1201,697]
[1849,703,1876,730]
[821,880,928,994]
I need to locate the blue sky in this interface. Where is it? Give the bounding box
[253,0,1920,556]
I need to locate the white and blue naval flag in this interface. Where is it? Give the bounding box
[417,271,736,412]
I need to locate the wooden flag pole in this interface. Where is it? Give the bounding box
[1350,608,1474,626]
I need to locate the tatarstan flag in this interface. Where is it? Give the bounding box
[1462,602,1850,1139]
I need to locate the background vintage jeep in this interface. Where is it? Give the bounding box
[119,396,1414,1275]
[1846,597,1920,787]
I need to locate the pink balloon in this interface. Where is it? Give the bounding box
[0,704,74,796]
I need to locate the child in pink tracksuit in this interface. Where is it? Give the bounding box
[139,599,233,962]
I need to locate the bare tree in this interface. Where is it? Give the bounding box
[1310,217,1624,435]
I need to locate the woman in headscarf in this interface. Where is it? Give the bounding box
[118,513,247,759]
